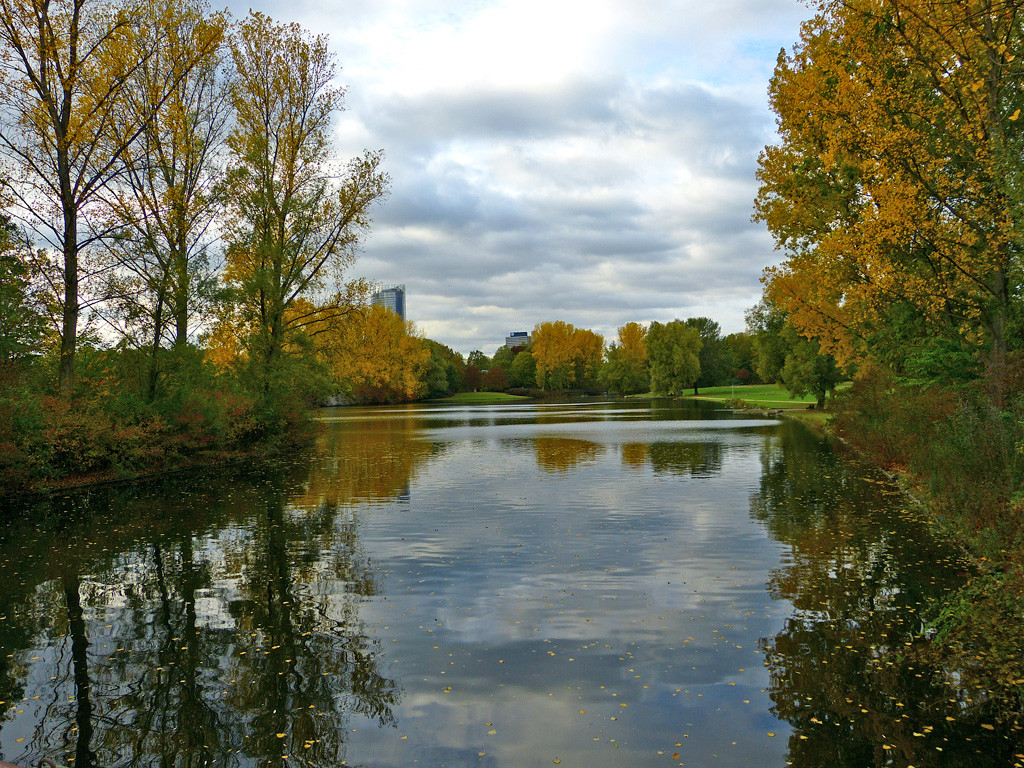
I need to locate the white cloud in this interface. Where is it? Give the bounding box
[227,0,810,354]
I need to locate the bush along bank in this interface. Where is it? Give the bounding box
[829,369,1024,722]
[0,349,317,496]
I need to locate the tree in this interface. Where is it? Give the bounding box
[599,322,648,395]
[532,321,576,390]
[421,339,463,398]
[490,344,515,371]
[223,12,388,396]
[748,300,842,409]
[318,305,428,403]
[0,214,46,363]
[103,0,229,399]
[462,365,483,392]
[532,320,604,390]
[683,316,731,394]
[725,332,758,383]
[646,320,701,395]
[509,349,537,388]
[755,0,1024,392]
[480,366,509,392]
[466,350,490,371]
[0,0,222,394]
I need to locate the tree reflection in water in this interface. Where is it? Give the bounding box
[751,421,1017,767]
[617,440,723,477]
[533,437,604,473]
[0,456,400,768]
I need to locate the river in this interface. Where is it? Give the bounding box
[0,399,1017,767]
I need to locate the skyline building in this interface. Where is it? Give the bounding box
[505,331,531,348]
[371,284,406,320]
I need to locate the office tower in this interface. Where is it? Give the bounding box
[505,331,531,348]
[371,284,406,320]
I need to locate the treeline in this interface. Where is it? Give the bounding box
[457,313,840,407]
[754,0,1024,712]
[0,0,393,490]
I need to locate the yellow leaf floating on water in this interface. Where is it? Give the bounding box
[981,724,995,730]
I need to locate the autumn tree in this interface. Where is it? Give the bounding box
[317,305,428,404]
[531,320,604,391]
[0,0,222,394]
[532,321,576,390]
[646,320,701,395]
[599,321,649,395]
[103,0,229,399]
[755,0,1024,392]
[223,12,388,396]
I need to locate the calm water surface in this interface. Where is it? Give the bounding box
[0,399,1014,767]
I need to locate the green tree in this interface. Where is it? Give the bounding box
[509,348,537,388]
[223,12,388,399]
[683,316,732,394]
[421,339,464,398]
[490,344,515,371]
[725,332,758,383]
[466,350,490,371]
[646,320,701,395]
[748,301,842,409]
[0,215,46,363]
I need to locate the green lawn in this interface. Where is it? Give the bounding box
[433,391,530,404]
[687,383,820,409]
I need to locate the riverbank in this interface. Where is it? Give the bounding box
[677,384,832,431]
[691,380,1024,721]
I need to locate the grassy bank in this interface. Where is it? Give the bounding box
[826,372,1024,721]
[682,383,833,429]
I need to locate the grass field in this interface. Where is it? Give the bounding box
[684,383,844,430]
[432,391,530,404]
[687,383,820,408]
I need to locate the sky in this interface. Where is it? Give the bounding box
[228,0,812,356]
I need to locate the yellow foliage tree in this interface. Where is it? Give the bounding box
[0,0,222,393]
[755,0,1024,380]
[222,12,387,394]
[317,305,429,403]
[532,320,604,390]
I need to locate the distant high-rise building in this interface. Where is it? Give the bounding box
[371,284,406,320]
[505,331,531,348]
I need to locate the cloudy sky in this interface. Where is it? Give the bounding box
[229,0,811,356]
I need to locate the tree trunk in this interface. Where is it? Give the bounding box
[58,184,78,397]
[148,292,165,402]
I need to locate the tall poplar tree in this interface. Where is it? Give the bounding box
[223,11,388,396]
[0,0,221,394]
[102,0,229,399]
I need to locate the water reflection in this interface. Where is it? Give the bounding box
[0,401,1018,768]
[533,437,605,473]
[0,460,398,768]
[301,407,440,506]
[751,422,1016,766]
